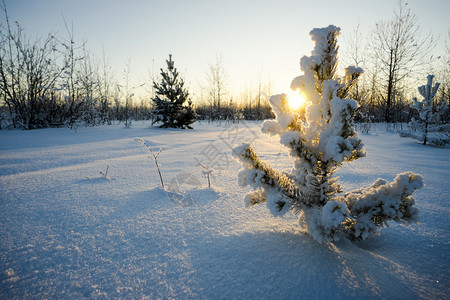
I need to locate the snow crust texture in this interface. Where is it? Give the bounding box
[0,122,449,299]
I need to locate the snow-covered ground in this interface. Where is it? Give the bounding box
[0,121,449,299]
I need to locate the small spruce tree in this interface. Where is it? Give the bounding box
[399,75,449,145]
[152,54,195,129]
[232,26,424,243]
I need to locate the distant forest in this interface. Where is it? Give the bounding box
[0,2,448,130]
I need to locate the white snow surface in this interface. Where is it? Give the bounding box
[0,121,449,299]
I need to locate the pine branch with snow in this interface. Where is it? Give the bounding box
[232,26,424,243]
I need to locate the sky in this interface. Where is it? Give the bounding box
[3,0,450,103]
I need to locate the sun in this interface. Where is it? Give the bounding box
[287,90,307,112]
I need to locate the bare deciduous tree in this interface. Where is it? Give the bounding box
[370,0,435,123]
[343,23,365,104]
[122,58,132,127]
[0,1,65,128]
[437,31,450,115]
[96,48,114,124]
[206,53,227,111]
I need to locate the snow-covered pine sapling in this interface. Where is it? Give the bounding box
[232,25,424,243]
[198,161,214,188]
[136,138,165,188]
[402,75,449,145]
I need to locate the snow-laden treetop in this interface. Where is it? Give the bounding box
[232,25,423,243]
[263,25,365,166]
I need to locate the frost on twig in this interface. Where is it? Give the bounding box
[136,138,165,188]
[197,161,214,188]
[100,165,109,178]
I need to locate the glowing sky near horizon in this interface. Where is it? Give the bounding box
[4,0,449,102]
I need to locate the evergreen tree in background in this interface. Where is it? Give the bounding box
[152,55,195,129]
[232,26,424,243]
[399,75,449,145]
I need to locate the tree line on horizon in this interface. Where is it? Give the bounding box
[0,1,448,130]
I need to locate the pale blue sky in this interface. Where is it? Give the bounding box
[4,0,449,101]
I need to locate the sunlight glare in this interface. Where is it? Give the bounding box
[287,90,307,112]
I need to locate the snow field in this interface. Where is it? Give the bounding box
[0,121,449,299]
